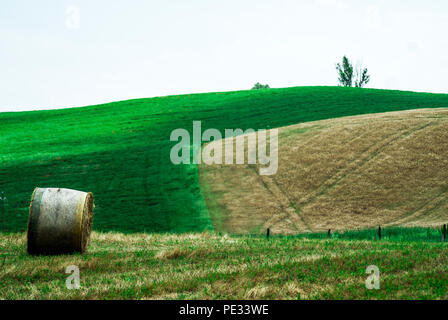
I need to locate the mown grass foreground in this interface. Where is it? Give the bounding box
[200,108,448,234]
[1,231,448,299]
[2,87,448,233]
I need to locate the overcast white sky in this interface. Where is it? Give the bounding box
[1,0,447,111]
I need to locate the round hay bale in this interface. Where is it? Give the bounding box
[27,187,94,255]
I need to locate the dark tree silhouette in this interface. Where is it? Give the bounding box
[354,65,371,88]
[251,82,270,90]
[336,56,353,87]
[336,56,370,88]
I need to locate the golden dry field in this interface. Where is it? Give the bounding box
[1,231,448,299]
[199,108,448,234]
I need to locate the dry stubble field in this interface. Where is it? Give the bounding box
[200,109,448,234]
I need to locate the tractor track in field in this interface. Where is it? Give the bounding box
[248,159,312,233]
[254,119,439,232]
[292,120,437,218]
[245,119,438,233]
[385,191,448,227]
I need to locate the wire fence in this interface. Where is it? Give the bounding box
[230,225,448,243]
[1,191,6,233]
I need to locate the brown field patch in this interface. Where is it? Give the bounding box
[199,108,448,234]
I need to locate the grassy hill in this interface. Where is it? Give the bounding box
[200,109,448,234]
[2,87,448,233]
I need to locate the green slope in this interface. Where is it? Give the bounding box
[1,86,448,233]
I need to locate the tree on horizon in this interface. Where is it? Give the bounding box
[336,56,370,88]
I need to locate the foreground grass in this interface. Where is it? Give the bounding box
[1,231,448,299]
[2,87,448,233]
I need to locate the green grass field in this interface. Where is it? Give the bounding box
[1,229,448,299]
[2,86,448,234]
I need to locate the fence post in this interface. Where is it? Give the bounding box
[327,229,331,239]
[1,192,5,233]
[378,225,382,241]
[266,228,270,239]
[442,224,447,242]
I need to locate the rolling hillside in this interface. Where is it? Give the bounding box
[199,108,448,234]
[2,87,448,233]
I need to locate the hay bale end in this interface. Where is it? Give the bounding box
[27,187,94,255]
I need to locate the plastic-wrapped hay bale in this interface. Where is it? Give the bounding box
[27,187,94,255]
